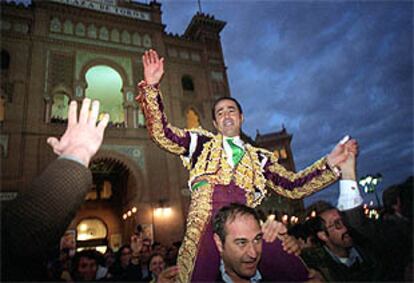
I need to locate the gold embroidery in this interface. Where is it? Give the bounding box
[186,137,269,207]
[177,182,214,283]
[265,156,338,199]
[139,85,188,155]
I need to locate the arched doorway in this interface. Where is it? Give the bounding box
[69,156,140,252]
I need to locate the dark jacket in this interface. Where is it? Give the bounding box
[1,159,92,281]
[301,243,382,282]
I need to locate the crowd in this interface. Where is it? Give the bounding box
[46,230,180,282]
[1,48,413,282]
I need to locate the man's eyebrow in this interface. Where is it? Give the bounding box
[215,106,224,113]
[215,105,236,113]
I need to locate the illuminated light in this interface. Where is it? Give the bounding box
[369,201,374,206]
[363,204,368,209]
[163,207,172,217]
[267,214,275,221]
[77,233,89,241]
[282,214,288,224]
[310,210,316,218]
[132,207,137,213]
[372,179,378,185]
[290,216,296,223]
[127,210,132,217]
[154,207,163,217]
[366,176,373,183]
[79,223,88,231]
[122,213,127,220]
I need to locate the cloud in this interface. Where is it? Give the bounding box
[160,0,413,205]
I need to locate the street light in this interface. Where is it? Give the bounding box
[359,173,382,194]
[359,173,382,219]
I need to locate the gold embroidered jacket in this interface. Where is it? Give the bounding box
[137,82,339,207]
[137,82,339,282]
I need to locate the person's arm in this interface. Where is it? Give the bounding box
[3,159,92,260]
[262,215,303,256]
[2,99,109,260]
[337,152,363,211]
[263,154,338,199]
[262,138,358,199]
[136,50,196,156]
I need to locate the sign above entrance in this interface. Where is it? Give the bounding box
[50,0,151,21]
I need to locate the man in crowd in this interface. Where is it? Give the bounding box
[213,203,264,282]
[305,204,383,281]
[213,203,324,282]
[71,250,100,281]
[301,153,384,281]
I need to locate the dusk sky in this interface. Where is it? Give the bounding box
[13,0,413,207]
[157,0,413,206]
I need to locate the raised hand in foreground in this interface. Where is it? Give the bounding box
[47,98,109,167]
[143,49,164,85]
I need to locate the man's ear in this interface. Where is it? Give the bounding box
[213,233,224,253]
[316,231,328,243]
[240,114,244,124]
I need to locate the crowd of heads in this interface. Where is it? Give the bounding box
[47,230,181,282]
[46,177,413,282]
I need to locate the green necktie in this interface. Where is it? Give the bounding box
[226,138,245,166]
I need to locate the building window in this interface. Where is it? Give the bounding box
[273,147,287,160]
[51,94,69,123]
[181,75,194,91]
[280,147,287,159]
[1,50,10,71]
[186,108,200,129]
[85,65,125,127]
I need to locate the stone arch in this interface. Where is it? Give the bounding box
[93,149,145,202]
[79,58,128,90]
[49,84,72,122]
[51,84,72,97]
[50,17,61,33]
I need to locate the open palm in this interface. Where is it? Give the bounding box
[143,49,164,85]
